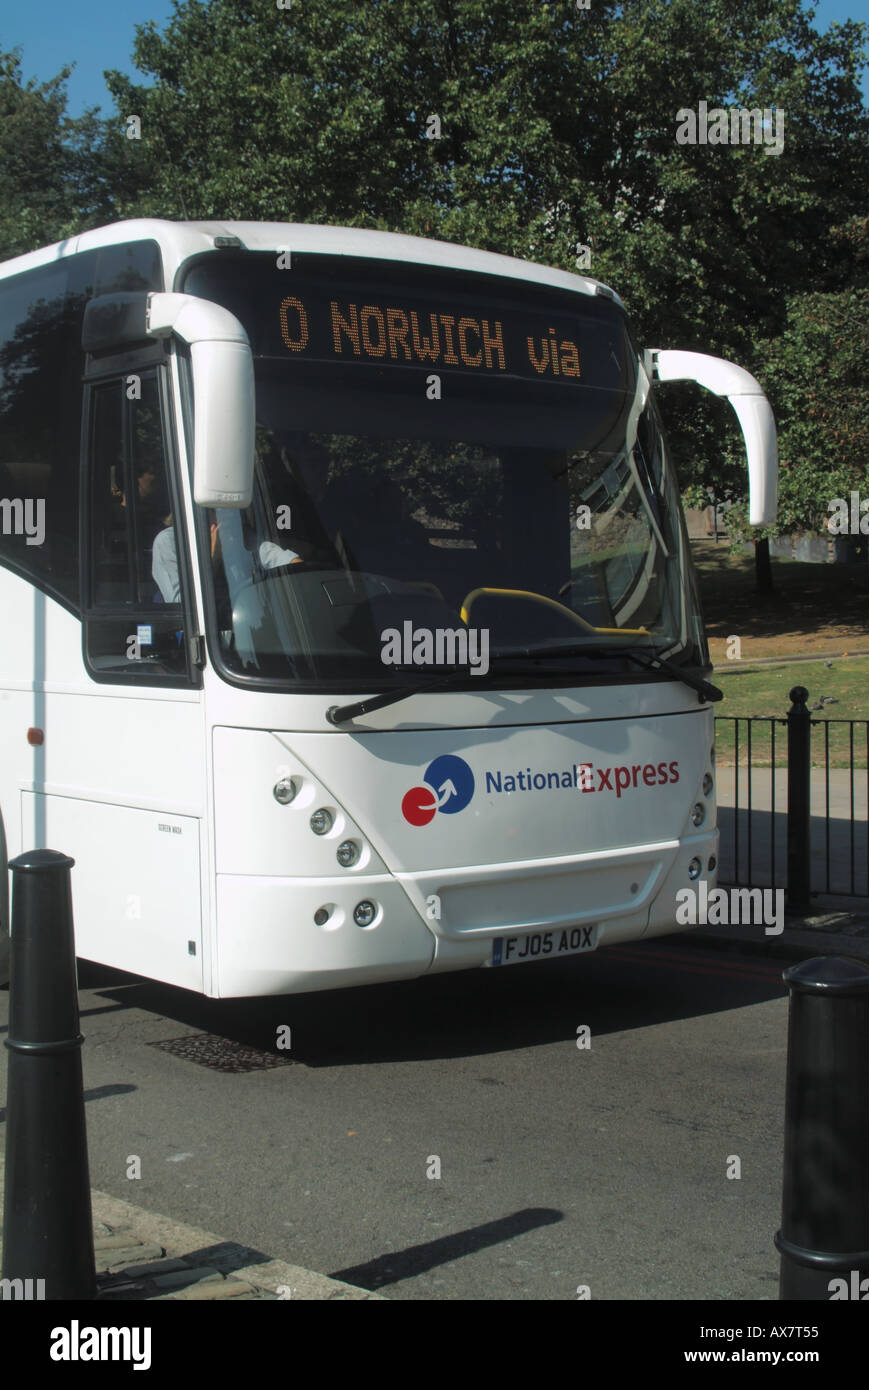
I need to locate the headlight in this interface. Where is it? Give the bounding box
[273,777,297,804]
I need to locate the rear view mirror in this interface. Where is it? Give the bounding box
[644,349,778,526]
[146,293,255,509]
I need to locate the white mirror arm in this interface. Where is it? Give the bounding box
[644,349,778,527]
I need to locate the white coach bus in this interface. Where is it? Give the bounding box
[0,221,777,996]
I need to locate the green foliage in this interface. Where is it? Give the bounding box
[763,282,869,534]
[0,49,116,259]
[0,50,73,257]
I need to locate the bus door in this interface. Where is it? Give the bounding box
[21,362,207,992]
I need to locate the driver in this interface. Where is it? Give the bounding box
[151,512,300,605]
[259,533,302,569]
[209,512,301,572]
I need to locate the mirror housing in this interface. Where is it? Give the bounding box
[82,292,150,351]
[146,292,255,509]
[644,349,778,526]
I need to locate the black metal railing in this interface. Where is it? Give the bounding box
[816,719,869,897]
[714,687,869,902]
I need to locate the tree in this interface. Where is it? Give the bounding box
[0,49,114,260]
[713,216,869,543]
[764,284,869,537]
[104,1,868,317]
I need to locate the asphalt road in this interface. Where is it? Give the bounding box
[0,938,792,1301]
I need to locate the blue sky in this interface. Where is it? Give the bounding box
[4,0,868,116]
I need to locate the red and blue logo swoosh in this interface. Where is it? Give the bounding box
[401,755,475,826]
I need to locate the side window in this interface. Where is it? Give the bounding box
[0,266,80,603]
[91,387,127,603]
[131,384,178,603]
[0,242,163,610]
[84,372,192,685]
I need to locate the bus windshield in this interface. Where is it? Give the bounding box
[182,254,706,689]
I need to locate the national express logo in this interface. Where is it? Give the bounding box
[401,755,681,826]
[401,755,476,827]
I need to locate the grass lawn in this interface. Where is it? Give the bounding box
[691,539,869,767]
[713,658,869,768]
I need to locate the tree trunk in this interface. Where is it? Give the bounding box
[755,537,773,594]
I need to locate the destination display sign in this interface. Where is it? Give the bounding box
[184,257,630,391]
[277,291,584,383]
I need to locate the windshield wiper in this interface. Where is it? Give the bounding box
[325,642,721,725]
[325,656,574,724]
[621,648,723,703]
[327,673,477,724]
[499,640,723,703]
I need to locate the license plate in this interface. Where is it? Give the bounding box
[491,924,599,966]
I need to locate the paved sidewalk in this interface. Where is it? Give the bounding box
[680,903,869,963]
[87,1188,386,1300]
[714,765,868,901]
[0,1166,386,1301]
[712,649,869,669]
[717,767,868,822]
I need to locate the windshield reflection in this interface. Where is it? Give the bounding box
[203,404,702,686]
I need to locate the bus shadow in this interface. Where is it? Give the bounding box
[76,939,787,1070]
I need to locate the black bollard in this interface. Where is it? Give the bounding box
[775,955,869,1300]
[0,813,9,988]
[785,686,812,914]
[2,850,95,1300]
